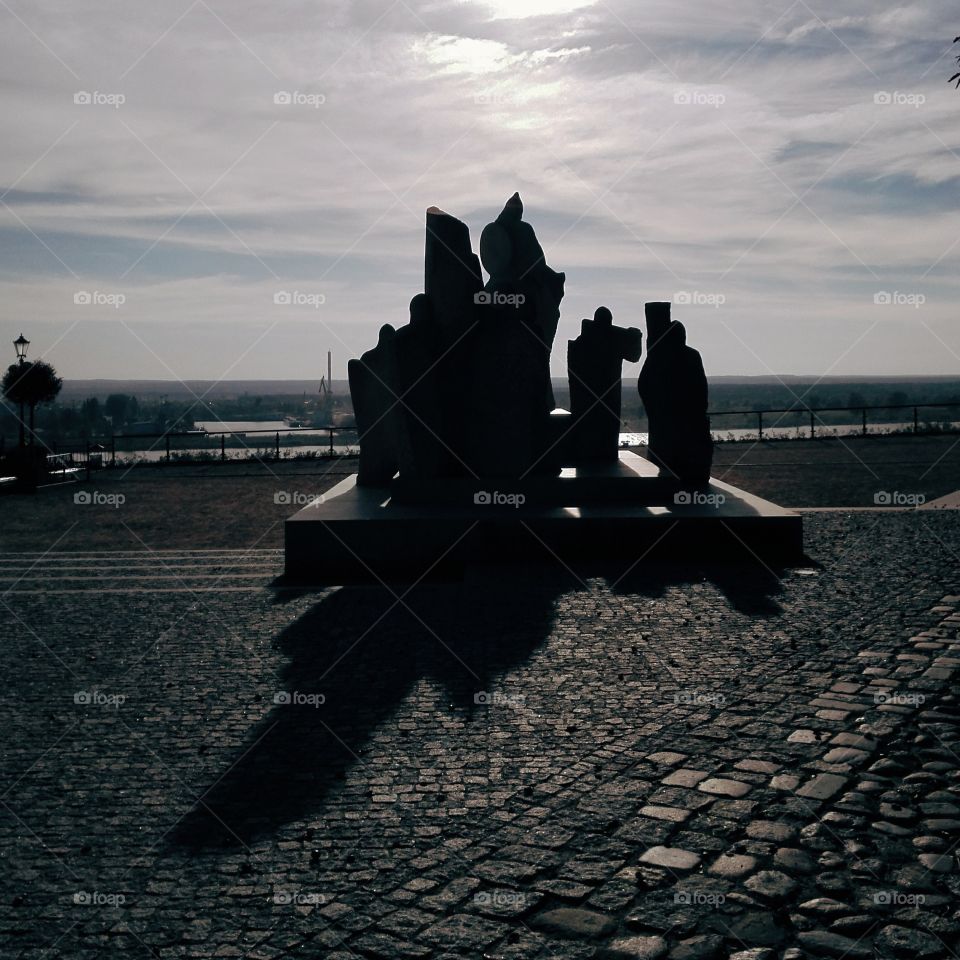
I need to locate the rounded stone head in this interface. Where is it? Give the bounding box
[479,222,513,281]
[594,306,613,326]
[409,293,432,329]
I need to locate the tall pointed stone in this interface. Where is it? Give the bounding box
[424,206,483,349]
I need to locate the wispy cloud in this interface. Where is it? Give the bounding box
[0,0,958,379]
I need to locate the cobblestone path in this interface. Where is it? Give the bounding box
[1,513,958,958]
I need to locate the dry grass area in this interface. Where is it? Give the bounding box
[0,459,355,554]
[1,435,957,554]
[710,434,960,508]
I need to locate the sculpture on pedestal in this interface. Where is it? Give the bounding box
[350,194,570,485]
[464,193,565,477]
[567,306,642,461]
[347,198,712,492]
[347,324,400,486]
[637,301,713,487]
[289,214,808,582]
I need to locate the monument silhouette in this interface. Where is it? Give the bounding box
[348,194,648,482]
[293,195,801,579]
[568,306,642,462]
[637,302,713,486]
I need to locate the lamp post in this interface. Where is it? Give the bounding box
[13,333,29,447]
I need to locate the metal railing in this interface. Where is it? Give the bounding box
[109,425,356,462]
[48,439,114,465]
[2,425,358,466]
[4,400,959,464]
[706,400,960,440]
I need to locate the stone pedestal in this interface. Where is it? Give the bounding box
[285,452,804,583]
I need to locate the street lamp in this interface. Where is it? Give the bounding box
[13,333,29,446]
[13,333,29,364]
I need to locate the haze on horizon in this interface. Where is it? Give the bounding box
[1,0,958,384]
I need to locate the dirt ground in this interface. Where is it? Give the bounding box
[0,434,957,554]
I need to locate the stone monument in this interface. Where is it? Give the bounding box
[637,301,713,486]
[347,324,400,486]
[288,196,801,581]
[567,306,642,461]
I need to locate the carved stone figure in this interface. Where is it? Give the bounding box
[637,302,712,486]
[568,306,642,461]
[460,194,565,476]
[348,202,712,491]
[347,324,400,486]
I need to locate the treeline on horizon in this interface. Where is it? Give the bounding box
[3,378,959,444]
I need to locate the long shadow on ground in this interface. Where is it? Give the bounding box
[171,561,784,849]
[171,572,568,848]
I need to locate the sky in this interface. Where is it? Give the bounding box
[0,0,958,383]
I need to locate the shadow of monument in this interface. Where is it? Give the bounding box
[606,560,787,617]
[171,561,784,850]
[171,573,570,849]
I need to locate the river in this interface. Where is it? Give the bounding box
[109,418,959,463]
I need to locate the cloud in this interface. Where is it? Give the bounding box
[0,0,958,379]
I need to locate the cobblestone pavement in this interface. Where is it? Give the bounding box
[1,512,959,959]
